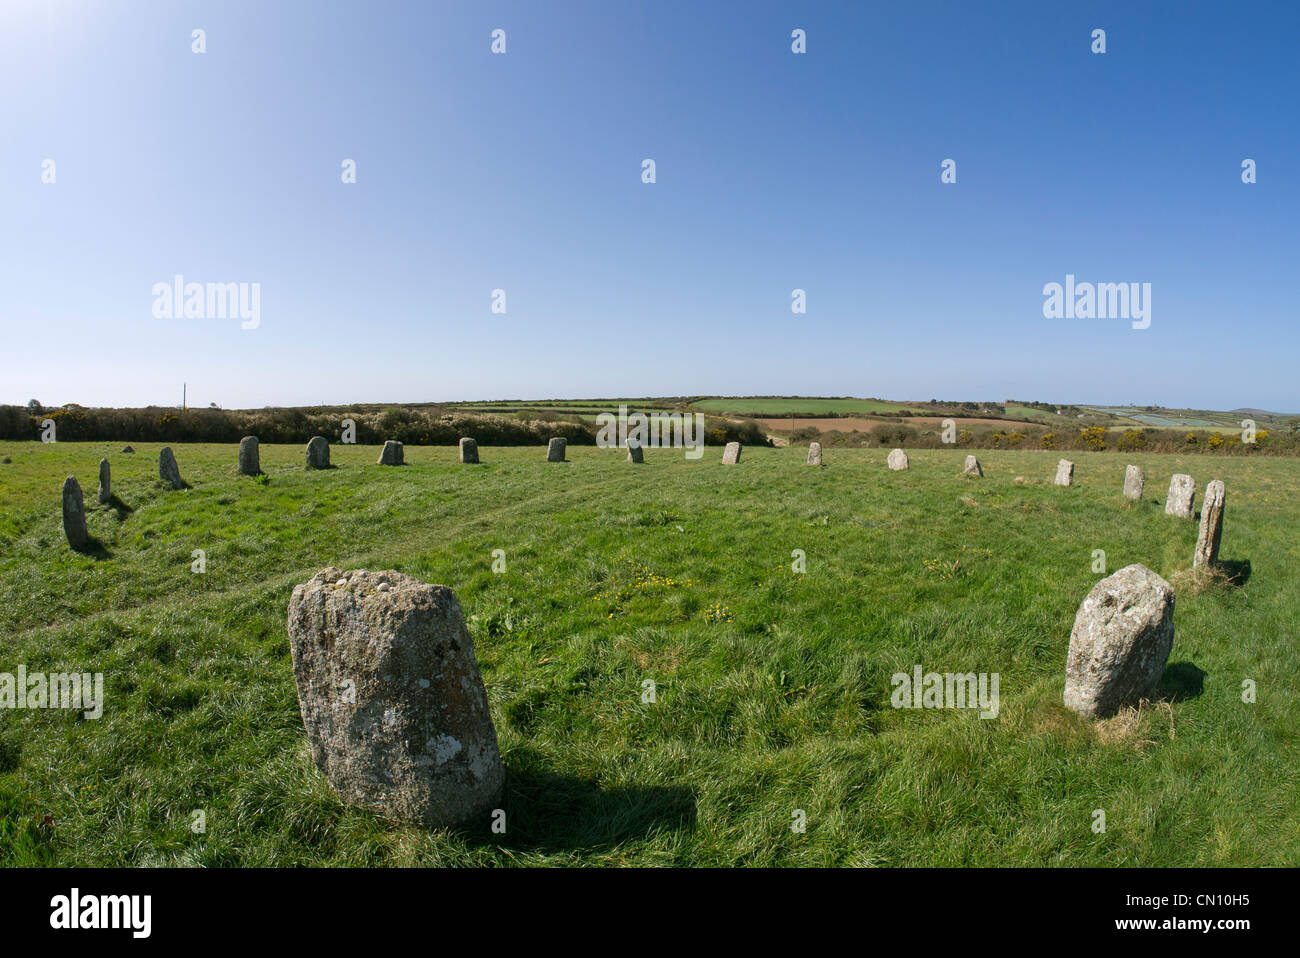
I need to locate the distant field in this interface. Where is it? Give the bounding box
[756,416,1017,434]
[691,398,933,416]
[2,440,1296,865]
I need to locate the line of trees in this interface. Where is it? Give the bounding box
[0,404,770,447]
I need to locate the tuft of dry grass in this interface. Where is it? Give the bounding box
[1094,700,1175,750]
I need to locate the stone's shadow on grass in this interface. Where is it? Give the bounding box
[472,755,696,852]
[1156,662,1206,704]
[72,536,111,560]
[1218,558,1251,586]
[103,494,134,521]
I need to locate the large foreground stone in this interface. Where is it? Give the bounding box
[963,455,982,477]
[887,448,908,471]
[306,436,330,469]
[459,438,479,464]
[546,437,566,462]
[287,568,505,828]
[378,440,404,465]
[1063,564,1175,718]
[97,458,111,504]
[1193,480,1225,569]
[1166,474,1194,518]
[721,442,741,465]
[626,440,644,463]
[1123,464,1144,501]
[1054,458,1074,486]
[62,476,88,550]
[807,442,822,466]
[239,436,260,476]
[159,447,184,489]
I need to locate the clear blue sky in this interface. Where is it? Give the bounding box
[3,0,1296,412]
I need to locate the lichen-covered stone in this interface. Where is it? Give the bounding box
[159,447,184,489]
[1063,564,1175,718]
[459,438,479,464]
[306,436,330,469]
[963,455,982,477]
[1193,480,1225,569]
[62,476,88,550]
[239,436,260,476]
[722,442,742,465]
[626,440,644,463]
[1123,464,1144,501]
[546,437,566,462]
[378,440,404,466]
[887,448,908,471]
[97,458,111,504]
[1054,459,1074,487]
[1166,474,1195,518]
[807,442,822,466]
[287,568,505,828]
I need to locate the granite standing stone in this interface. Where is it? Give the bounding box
[121,446,135,454]
[97,458,111,504]
[239,436,260,476]
[1193,480,1225,570]
[1123,464,1144,501]
[1063,563,1175,718]
[306,436,330,469]
[159,447,184,489]
[546,437,567,462]
[1054,459,1074,487]
[807,442,822,466]
[378,440,404,466]
[887,448,909,471]
[721,442,742,465]
[1166,474,1195,518]
[62,476,88,550]
[287,568,505,828]
[963,455,983,477]
[459,438,479,464]
[626,439,644,463]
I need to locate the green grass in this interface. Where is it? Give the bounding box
[1,440,1297,866]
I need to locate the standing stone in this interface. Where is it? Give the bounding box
[1193,480,1225,570]
[721,442,742,465]
[1063,564,1175,718]
[806,442,822,466]
[239,436,260,476]
[1054,458,1074,487]
[159,447,184,489]
[963,455,982,477]
[62,476,88,550]
[97,458,111,504]
[378,440,404,466]
[306,436,330,469]
[546,437,566,462]
[459,438,479,464]
[626,439,644,463]
[287,568,505,828]
[121,445,135,454]
[1166,474,1195,518]
[1123,464,1144,501]
[887,448,908,471]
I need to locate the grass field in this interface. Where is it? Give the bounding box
[690,397,935,416]
[1,441,1297,866]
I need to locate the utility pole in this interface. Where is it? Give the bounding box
[182,383,186,411]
